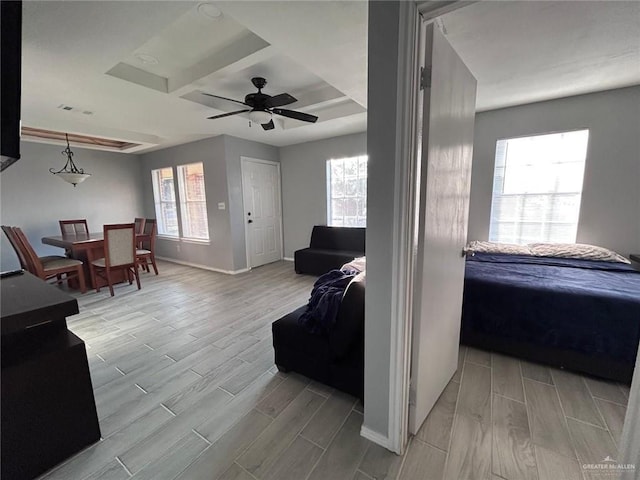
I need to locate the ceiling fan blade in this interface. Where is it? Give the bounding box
[207,109,250,120]
[272,108,318,123]
[201,92,248,106]
[265,93,297,108]
[261,120,275,131]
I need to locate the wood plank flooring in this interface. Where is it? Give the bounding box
[36,260,629,480]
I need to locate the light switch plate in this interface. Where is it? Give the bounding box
[218,202,226,210]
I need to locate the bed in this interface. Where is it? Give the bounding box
[461,250,640,383]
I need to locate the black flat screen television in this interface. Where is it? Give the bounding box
[1,1,22,169]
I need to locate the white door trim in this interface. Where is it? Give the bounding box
[368,1,422,455]
[240,157,284,269]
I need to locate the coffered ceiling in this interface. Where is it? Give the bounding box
[20,1,639,154]
[21,1,368,153]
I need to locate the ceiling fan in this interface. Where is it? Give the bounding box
[202,77,318,131]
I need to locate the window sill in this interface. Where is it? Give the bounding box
[157,235,210,246]
[181,238,210,245]
[158,235,180,241]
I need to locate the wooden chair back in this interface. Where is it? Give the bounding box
[13,227,87,293]
[134,218,146,235]
[140,218,157,251]
[12,227,45,276]
[103,224,136,268]
[2,225,28,270]
[59,219,89,236]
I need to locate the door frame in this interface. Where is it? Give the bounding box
[240,156,284,270]
[376,0,476,455]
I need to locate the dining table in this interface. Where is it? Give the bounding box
[42,232,149,290]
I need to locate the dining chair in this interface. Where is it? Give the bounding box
[134,217,146,235]
[12,227,87,293]
[90,223,140,296]
[59,219,89,236]
[2,225,66,271]
[136,218,159,275]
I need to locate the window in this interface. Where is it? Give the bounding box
[327,155,368,227]
[177,162,209,240]
[151,167,178,237]
[151,163,209,240]
[489,130,589,244]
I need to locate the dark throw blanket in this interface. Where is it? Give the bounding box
[299,269,356,334]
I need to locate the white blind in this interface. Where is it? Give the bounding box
[177,162,209,240]
[489,130,589,244]
[327,155,368,227]
[151,167,179,237]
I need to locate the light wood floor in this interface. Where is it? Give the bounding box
[37,260,630,480]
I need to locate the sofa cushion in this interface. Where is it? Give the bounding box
[295,248,363,276]
[310,226,365,252]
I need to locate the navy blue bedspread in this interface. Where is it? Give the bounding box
[462,253,640,363]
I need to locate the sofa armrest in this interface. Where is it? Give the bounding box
[328,280,365,360]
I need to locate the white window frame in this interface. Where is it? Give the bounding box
[326,155,368,228]
[177,162,209,241]
[488,129,589,244]
[151,167,179,238]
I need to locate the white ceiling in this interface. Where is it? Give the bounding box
[21,1,639,154]
[440,0,640,111]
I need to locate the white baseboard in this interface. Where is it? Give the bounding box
[283,257,294,262]
[360,425,394,451]
[156,256,249,275]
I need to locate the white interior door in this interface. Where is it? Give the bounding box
[409,22,477,434]
[242,158,283,268]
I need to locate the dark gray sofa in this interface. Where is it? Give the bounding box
[294,226,365,276]
[272,280,364,401]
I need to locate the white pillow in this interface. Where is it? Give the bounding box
[465,241,532,256]
[528,243,630,264]
[341,256,366,273]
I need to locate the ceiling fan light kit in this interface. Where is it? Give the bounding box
[249,110,272,125]
[203,77,318,131]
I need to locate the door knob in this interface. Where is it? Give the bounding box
[248,220,253,224]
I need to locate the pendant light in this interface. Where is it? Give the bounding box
[49,133,91,187]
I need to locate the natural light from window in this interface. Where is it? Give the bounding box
[177,162,209,240]
[327,155,368,227]
[151,167,178,237]
[489,130,589,244]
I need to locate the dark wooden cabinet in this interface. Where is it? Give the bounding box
[1,272,101,480]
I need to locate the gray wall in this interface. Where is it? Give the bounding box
[1,141,145,270]
[364,0,402,441]
[140,134,278,272]
[280,132,367,257]
[469,86,640,256]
